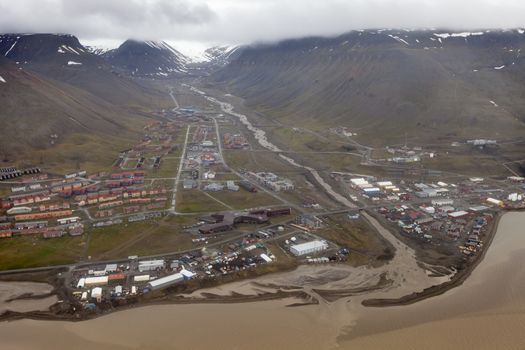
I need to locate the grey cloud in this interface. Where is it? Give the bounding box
[0,0,524,46]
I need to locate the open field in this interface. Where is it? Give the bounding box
[0,235,86,270]
[317,213,394,267]
[23,132,143,175]
[146,157,180,178]
[86,216,195,260]
[206,190,281,210]
[176,186,229,213]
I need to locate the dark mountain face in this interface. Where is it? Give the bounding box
[0,33,92,65]
[104,40,187,77]
[213,29,525,144]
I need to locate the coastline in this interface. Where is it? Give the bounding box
[362,210,502,307]
[0,210,508,323]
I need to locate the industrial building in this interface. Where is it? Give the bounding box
[138,260,165,272]
[147,272,184,290]
[290,240,329,256]
[84,276,109,286]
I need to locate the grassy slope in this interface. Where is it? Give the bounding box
[213,31,525,147]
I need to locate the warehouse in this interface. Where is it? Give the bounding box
[432,199,454,206]
[147,272,184,290]
[84,276,109,286]
[290,240,329,256]
[448,211,469,219]
[138,260,165,272]
[6,206,31,215]
[133,275,150,282]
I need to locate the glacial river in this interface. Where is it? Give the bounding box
[192,87,358,209]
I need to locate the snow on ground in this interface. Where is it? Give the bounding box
[494,65,506,70]
[388,35,409,45]
[67,61,82,66]
[4,37,19,57]
[0,75,6,83]
[489,100,498,107]
[434,32,484,39]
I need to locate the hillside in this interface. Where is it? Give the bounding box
[212,29,525,145]
[0,34,172,166]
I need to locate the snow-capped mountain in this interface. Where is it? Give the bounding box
[202,45,243,67]
[103,40,189,77]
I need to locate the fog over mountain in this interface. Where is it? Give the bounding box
[1,0,525,48]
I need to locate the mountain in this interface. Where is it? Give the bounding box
[0,34,171,161]
[0,33,167,106]
[0,33,90,64]
[202,45,243,67]
[212,29,525,144]
[104,40,188,77]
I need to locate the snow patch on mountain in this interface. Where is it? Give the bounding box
[0,75,6,83]
[4,36,20,57]
[388,35,409,45]
[434,32,484,39]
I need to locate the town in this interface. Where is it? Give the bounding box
[0,84,524,316]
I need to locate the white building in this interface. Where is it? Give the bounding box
[226,181,239,191]
[290,240,329,256]
[486,198,503,207]
[204,182,224,191]
[147,273,184,290]
[180,269,196,279]
[508,193,523,202]
[84,276,109,286]
[138,260,165,272]
[133,275,150,282]
[104,264,118,273]
[91,287,103,299]
[432,199,454,206]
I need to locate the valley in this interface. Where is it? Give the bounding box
[0,27,525,349]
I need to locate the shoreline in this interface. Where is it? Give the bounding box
[362,210,502,307]
[0,210,509,323]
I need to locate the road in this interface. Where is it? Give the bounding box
[204,95,357,210]
[170,125,190,213]
[212,117,305,213]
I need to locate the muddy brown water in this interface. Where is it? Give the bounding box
[0,212,523,349]
[0,281,57,314]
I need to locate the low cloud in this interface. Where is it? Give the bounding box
[0,0,524,46]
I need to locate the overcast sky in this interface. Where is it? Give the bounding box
[1,0,525,55]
